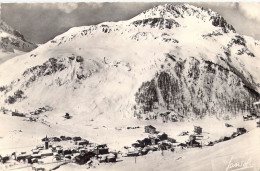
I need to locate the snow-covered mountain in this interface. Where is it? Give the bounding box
[0,20,37,64]
[0,4,259,123]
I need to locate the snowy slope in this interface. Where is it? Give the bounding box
[0,4,259,124]
[0,20,37,64]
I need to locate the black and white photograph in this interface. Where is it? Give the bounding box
[0,1,260,171]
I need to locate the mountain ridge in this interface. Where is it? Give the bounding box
[0,19,37,64]
[0,3,259,123]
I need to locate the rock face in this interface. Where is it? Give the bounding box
[0,4,259,123]
[135,56,259,120]
[0,20,37,64]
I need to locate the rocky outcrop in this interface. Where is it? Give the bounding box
[135,56,260,119]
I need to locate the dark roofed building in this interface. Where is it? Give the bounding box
[145,125,156,134]
[194,126,202,135]
[73,137,82,141]
[237,128,247,135]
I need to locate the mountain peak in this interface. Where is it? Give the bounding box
[0,19,37,53]
[131,3,235,33]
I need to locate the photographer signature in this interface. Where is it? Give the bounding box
[226,156,254,171]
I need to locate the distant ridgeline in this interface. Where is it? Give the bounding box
[134,56,260,120]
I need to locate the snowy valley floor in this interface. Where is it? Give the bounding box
[0,112,259,171]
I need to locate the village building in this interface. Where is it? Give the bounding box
[167,137,176,143]
[188,135,201,147]
[107,154,116,163]
[132,142,141,148]
[237,128,247,135]
[12,112,25,117]
[76,140,89,146]
[144,125,156,134]
[40,149,53,157]
[138,138,152,147]
[73,137,82,141]
[31,154,41,159]
[158,141,172,150]
[150,137,160,145]
[158,133,168,141]
[74,153,91,165]
[257,121,260,127]
[126,151,139,157]
[1,156,10,164]
[32,149,40,154]
[16,153,31,162]
[62,149,72,156]
[64,113,72,119]
[52,137,61,142]
[194,126,202,135]
[94,144,109,155]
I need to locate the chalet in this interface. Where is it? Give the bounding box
[77,140,89,146]
[225,123,233,127]
[179,131,189,136]
[12,112,25,117]
[140,148,149,155]
[64,113,71,119]
[94,144,109,155]
[31,154,41,159]
[158,133,168,141]
[168,137,176,143]
[60,136,66,140]
[107,155,116,163]
[52,137,61,142]
[237,128,247,135]
[132,143,141,148]
[158,142,171,150]
[99,153,117,163]
[223,136,231,141]
[16,154,31,162]
[138,138,152,147]
[177,143,187,148]
[97,144,107,148]
[32,149,39,154]
[73,137,82,141]
[40,149,53,157]
[257,121,260,127]
[144,125,156,134]
[1,156,10,164]
[208,142,214,146]
[36,145,44,150]
[126,151,139,157]
[150,138,160,145]
[30,158,38,164]
[66,137,72,140]
[74,153,90,165]
[231,132,238,138]
[146,145,158,152]
[63,149,72,156]
[188,135,201,147]
[194,126,202,135]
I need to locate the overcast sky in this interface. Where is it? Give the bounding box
[1,2,260,44]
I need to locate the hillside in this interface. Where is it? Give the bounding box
[0,4,259,124]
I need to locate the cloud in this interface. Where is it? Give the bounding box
[57,3,78,14]
[238,2,260,22]
[37,3,78,14]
